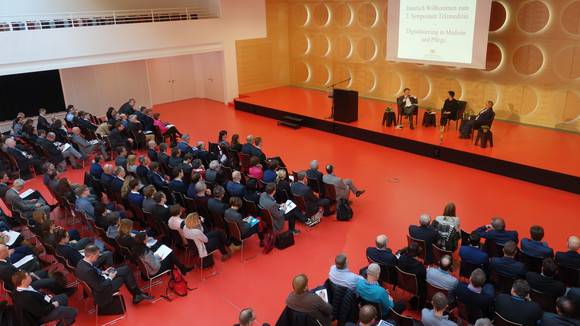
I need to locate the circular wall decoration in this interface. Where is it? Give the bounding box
[314,64,331,86]
[378,71,402,96]
[358,3,378,28]
[333,35,353,60]
[471,82,499,107]
[293,62,310,83]
[507,86,538,117]
[357,67,377,93]
[357,36,378,61]
[313,4,330,27]
[292,4,309,26]
[517,1,549,33]
[485,43,502,71]
[489,1,507,31]
[562,1,580,35]
[550,91,580,123]
[334,3,353,28]
[311,34,331,57]
[292,33,310,56]
[437,78,462,101]
[332,66,353,88]
[554,46,580,80]
[512,44,544,75]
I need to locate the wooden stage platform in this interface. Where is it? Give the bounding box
[234,86,580,194]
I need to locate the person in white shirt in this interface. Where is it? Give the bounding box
[328,253,363,291]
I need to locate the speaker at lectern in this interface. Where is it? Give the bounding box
[333,89,358,123]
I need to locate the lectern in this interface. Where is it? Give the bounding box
[333,89,358,123]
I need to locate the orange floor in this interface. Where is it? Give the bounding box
[5,97,580,325]
[238,86,580,179]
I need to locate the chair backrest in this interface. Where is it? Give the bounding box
[210,211,226,233]
[529,288,555,313]
[395,266,418,296]
[519,251,543,274]
[130,204,147,225]
[243,197,258,217]
[323,182,337,202]
[226,221,242,242]
[456,101,467,119]
[456,299,483,324]
[258,205,273,230]
[426,280,450,304]
[486,239,504,258]
[460,229,471,247]
[367,256,397,286]
[306,177,320,194]
[293,195,306,214]
[491,269,516,294]
[459,260,483,280]
[388,307,414,326]
[432,244,454,266]
[406,234,427,261]
[557,265,580,288]
[135,256,152,279]
[239,152,251,172]
[184,196,198,213]
[494,311,523,326]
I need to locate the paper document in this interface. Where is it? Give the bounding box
[19,189,35,199]
[2,230,20,246]
[154,244,172,260]
[146,238,158,248]
[280,200,296,214]
[89,140,100,145]
[61,143,71,152]
[13,254,34,268]
[166,124,174,128]
[315,288,328,303]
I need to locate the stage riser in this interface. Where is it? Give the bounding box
[234,100,580,195]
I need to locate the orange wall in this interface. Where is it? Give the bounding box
[236,0,580,132]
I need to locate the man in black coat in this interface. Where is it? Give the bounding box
[11,270,78,326]
[455,268,495,319]
[108,122,133,152]
[40,132,86,171]
[525,258,566,298]
[76,111,98,131]
[75,245,152,314]
[151,192,171,224]
[241,134,255,155]
[460,100,495,138]
[306,159,325,197]
[5,138,43,177]
[541,296,580,326]
[556,236,580,270]
[397,87,419,130]
[147,141,158,162]
[147,162,169,189]
[366,234,398,267]
[119,98,136,115]
[409,214,440,264]
[114,146,128,170]
[208,185,228,217]
[495,280,543,326]
[290,170,333,218]
[110,166,125,194]
[37,108,51,131]
[490,241,526,279]
[126,114,146,144]
[397,242,427,303]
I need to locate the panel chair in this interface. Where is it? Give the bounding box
[406,235,427,262]
[78,279,127,326]
[135,257,172,303]
[494,311,523,326]
[186,239,221,280]
[226,221,259,262]
[388,307,415,326]
[471,111,496,140]
[451,100,467,130]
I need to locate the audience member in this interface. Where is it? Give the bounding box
[6,179,52,222]
[434,202,460,251]
[226,171,246,197]
[147,140,158,162]
[142,185,157,212]
[177,134,196,155]
[328,253,363,291]
[230,134,242,152]
[421,292,456,326]
[409,214,440,264]
[153,112,182,138]
[189,181,211,207]
[119,98,136,115]
[490,241,526,279]
[251,137,286,167]
[90,154,105,179]
[136,155,151,184]
[398,242,427,305]
[243,178,261,205]
[71,127,110,161]
[366,234,397,267]
[100,164,115,188]
[263,159,279,184]
[285,274,332,326]
[234,307,270,326]
[206,160,226,186]
[168,147,183,168]
[459,232,490,268]
[183,212,236,262]
[525,257,566,297]
[494,280,543,326]
[260,183,314,235]
[151,191,171,224]
[426,255,458,302]
[323,164,364,202]
[357,263,406,317]
[55,228,113,268]
[344,305,377,326]
[306,159,325,196]
[291,170,333,218]
[474,318,493,326]
[108,122,134,152]
[132,232,193,276]
[224,196,264,243]
[541,296,580,326]
[248,156,264,188]
[6,138,44,177]
[156,143,169,165]
[169,166,187,194]
[556,236,580,269]
[475,217,519,250]
[521,225,554,258]
[455,268,495,318]
[148,162,169,189]
[241,135,255,155]
[168,204,187,245]
[208,185,229,217]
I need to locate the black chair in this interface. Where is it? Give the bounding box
[471,111,496,140]
[494,311,523,326]
[456,300,483,325]
[367,256,397,290]
[519,251,543,274]
[395,266,419,303]
[557,265,580,287]
[388,307,415,326]
[275,306,323,326]
[490,269,516,294]
[452,100,467,130]
[406,234,427,262]
[485,239,504,258]
[529,288,555,313]
[306,177,321,194]
[458,260,483,280]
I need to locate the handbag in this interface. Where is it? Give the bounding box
[274,230,294,250]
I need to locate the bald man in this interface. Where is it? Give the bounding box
[426,255,458,302]
[226,171,246,197]
[556,236,580,269]
[366,234,398,266]
[409,214,440,264]
[70,127,110,161]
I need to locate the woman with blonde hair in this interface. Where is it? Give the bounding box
[121,175,136,198]
[117,219,136,249]
[182,213,237,262]
[126,154,137,174]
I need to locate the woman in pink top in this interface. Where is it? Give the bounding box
[182,212,239,262]
[167,204,187,246]
[153,112,182,138]
[248,156,264,188]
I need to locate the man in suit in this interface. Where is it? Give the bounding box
[147,162,169,189]
[100,164,115,188]
[75,244,153,313]
[541,296,580,326]
[455,268,495,318]
[556,236,580,269]
[147,140,158,162]
[11,270,78,326]
[114,146,128,169]
[460,100,495,138]
[168,147,184,168]
[474,217,519,248]
[495,280,543,326]
[195,142,217,165]
[70,127,109,160]
[176,134,196,156]
[306,159,325,197]
[398,242,427,303]
[110,166,125,194]
[322,164,364,201]
[179,153,194,175]
[156,143,170,166]
[126,114,148,144]
[260,183,310,235]
[521,225,554,258]
[55,228,113,268]
[41,132,86,171]
[48,169,61,194]
[206,160,226,187]
[490,241,526,279]
[226,171,246,198]
[409,214,440,265]
[366,234,398,266]
[119,98,136,115]
[459,232,490,268]
[108,122,133,153]
[151,191,171,224]
[0,244,72,295]
[208,185,229,217]
[6,179,51,222]
[397,87,419,130]
[142,109,155,133]
[291,170,333,219]
[5,138,44,177]
[76,111,98,131]
[136,155,150,185]
[241,134,255,155]
[190,181,211,207]
[90,154,105,179]
[251,137,286,167]
[37,108,51,131]
[127,179,144,208]
[525,257,566,297]
[169,166,188,194]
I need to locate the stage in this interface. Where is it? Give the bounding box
[234,86,580,194]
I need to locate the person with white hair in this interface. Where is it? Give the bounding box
[323,164,365,202]
[176,134,196,155]
[70,127,110,161]
[5,138,44,178]
[40,132,87,172]
[409,213,440,264]
[206,159,226,186]
[306,159,325,196]
[5,179,53,221]
[357,263,406,318]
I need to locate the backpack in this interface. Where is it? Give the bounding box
[262,232,275,255]
[165,268,193,300]
[336,198,353,221]
[434,221,459,251]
